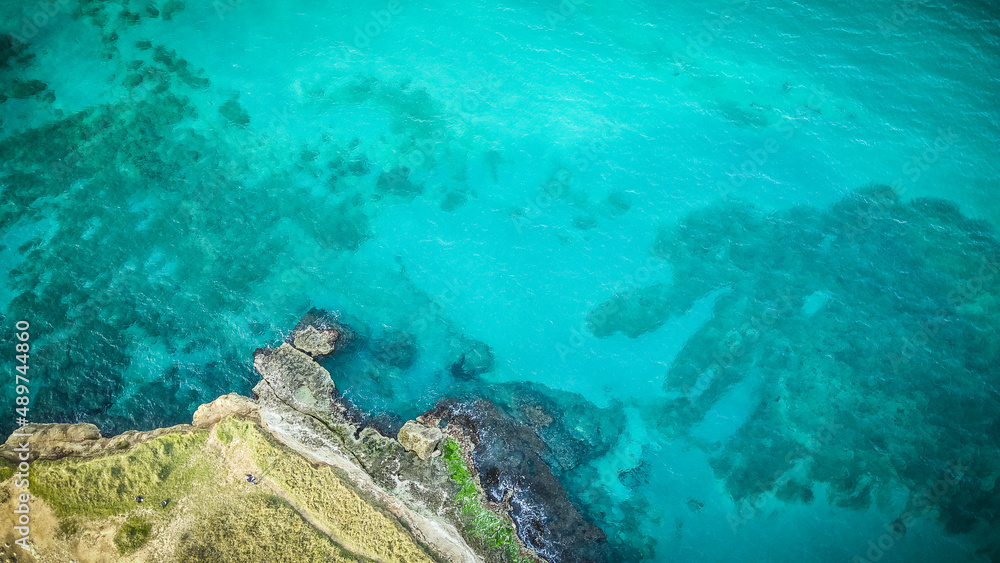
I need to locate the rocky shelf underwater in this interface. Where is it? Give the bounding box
[0,309,605,563]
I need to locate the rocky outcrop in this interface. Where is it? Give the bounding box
[240,314,489,563]
[191,392,260,427]
[253,343,339,423]
[0,422,197,463]
[431,399,610,563]
[290,308,352,351]
[291,325,340,358]
[260,310,608,562]
[398,420,443,460]
[188,390,480,563]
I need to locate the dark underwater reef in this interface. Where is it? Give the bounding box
[589,185,1000,559]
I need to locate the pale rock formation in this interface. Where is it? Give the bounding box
[291,324,340,358]
[0,422,196,462]
[192,393,260,427]
[398,420,444,460]
[252,343,338,423]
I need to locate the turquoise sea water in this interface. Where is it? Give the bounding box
[2,0,999,560]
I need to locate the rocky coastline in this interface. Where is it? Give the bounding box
[0,309,603,563]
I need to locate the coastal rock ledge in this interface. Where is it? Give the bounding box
[0,310,547,563]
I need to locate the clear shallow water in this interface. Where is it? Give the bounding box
[1,0,999,561]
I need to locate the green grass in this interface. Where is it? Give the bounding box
[114,515,151,554]
[29,430,211,518]
[215,423,233,445]
[441,438,533,563]
[0,458,13,483]
[57,518,80,539]
[174,493,364,563]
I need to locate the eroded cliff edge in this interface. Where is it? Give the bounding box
[0,310,572,563]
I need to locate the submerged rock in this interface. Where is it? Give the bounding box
[219,97,250,127]
[9,79,47,100]
[160,0,186,20]
[449,340,495,379]
[375,166,422,198]
[372,329,418,369]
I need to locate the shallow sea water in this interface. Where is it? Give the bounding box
[1,0,999,561]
